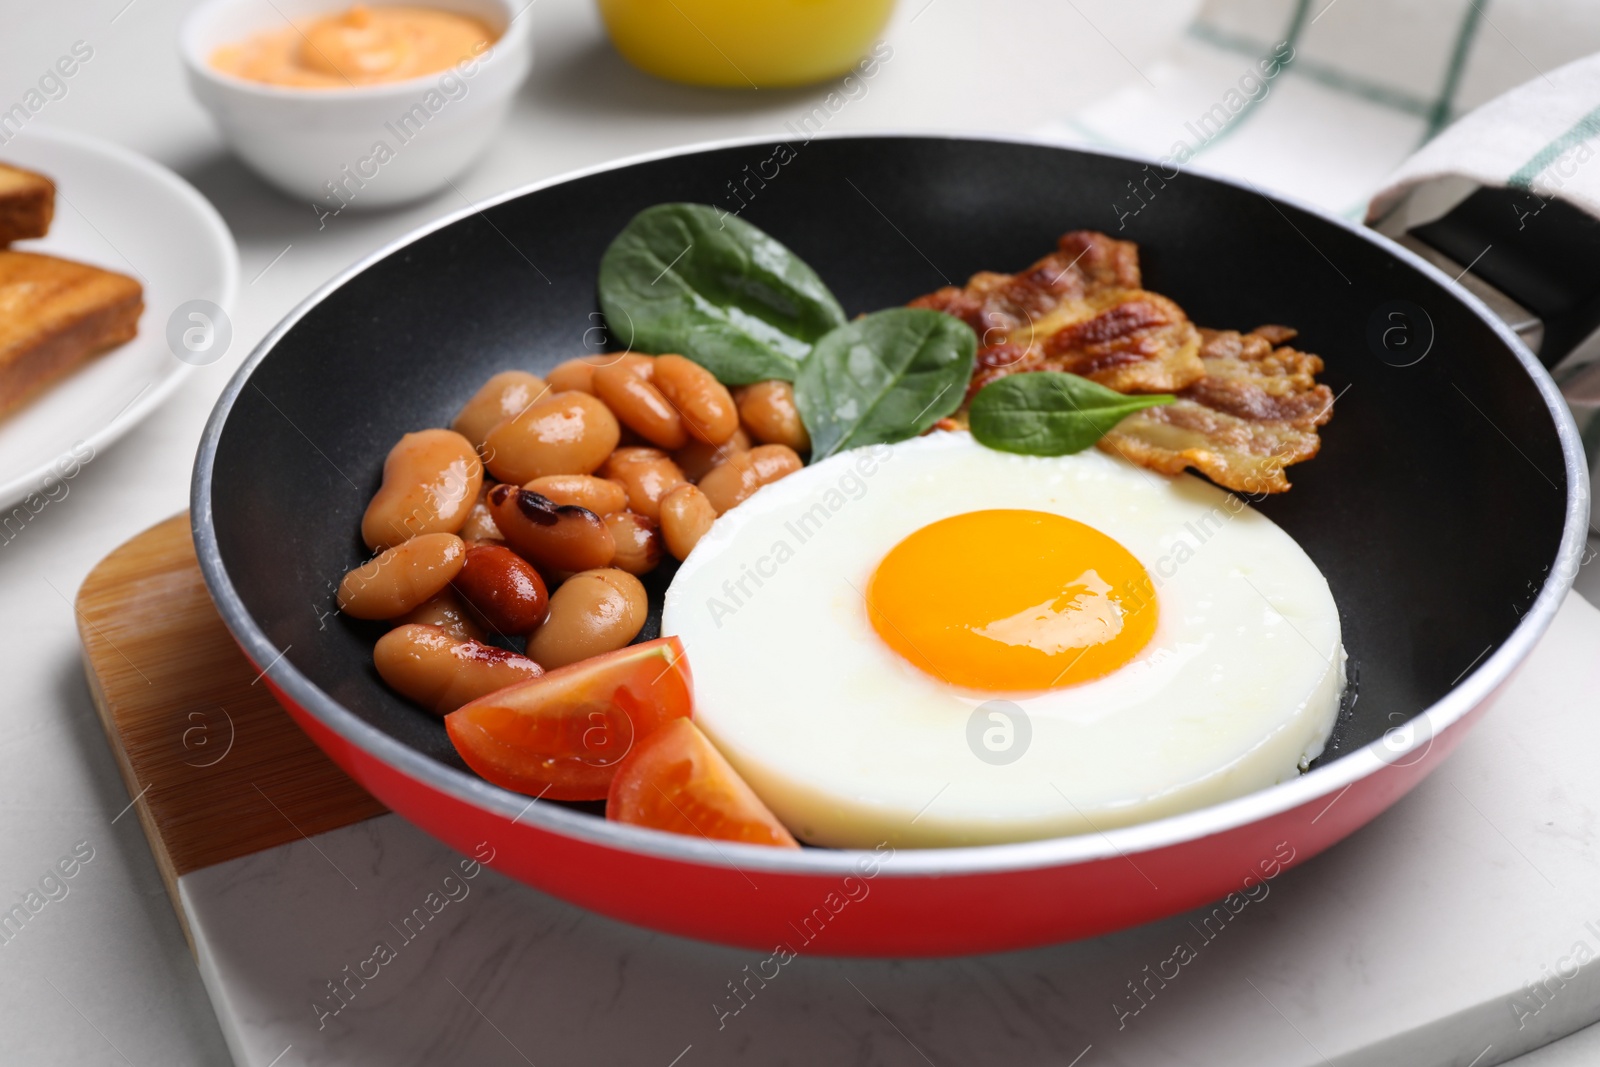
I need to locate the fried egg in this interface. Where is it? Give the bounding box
[662,432,1345,848]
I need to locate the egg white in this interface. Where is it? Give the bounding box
[662,432,1345,848]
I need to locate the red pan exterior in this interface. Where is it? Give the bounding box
[261,665,1488,957]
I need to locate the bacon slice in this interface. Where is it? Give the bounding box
[910,231,1203,398]
[909,232,1335,495]
[910,231,1142,333]
[1098,327,1334,495]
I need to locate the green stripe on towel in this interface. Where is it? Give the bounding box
[1422,0,1486,141]
[1186,20,1431,118]
[1508,103,1600,188]
[1183,0,1313,156]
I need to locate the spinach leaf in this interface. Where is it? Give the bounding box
[968,372,1174,456]
[597,203,847,385]
[794,308,977,461]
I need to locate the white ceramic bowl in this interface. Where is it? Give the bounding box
[181,0,531,208]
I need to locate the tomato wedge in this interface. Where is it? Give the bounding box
[445,636,692,801]
[607,718,798,848]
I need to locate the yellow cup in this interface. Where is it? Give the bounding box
[597,0,897,88]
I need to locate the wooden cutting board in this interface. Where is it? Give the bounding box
[74,512,387,952]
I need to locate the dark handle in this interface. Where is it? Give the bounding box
[1408,186,1600,370]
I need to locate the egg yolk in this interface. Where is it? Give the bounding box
[866,509,1157,692]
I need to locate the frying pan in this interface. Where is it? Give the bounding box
[192,134,1589,956]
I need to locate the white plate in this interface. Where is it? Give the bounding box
[0,126,237,510]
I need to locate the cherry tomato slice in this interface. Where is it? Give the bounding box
[445,636,691,801]
[606,718,798,848]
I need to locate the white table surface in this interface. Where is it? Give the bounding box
[3,1,1598,1063]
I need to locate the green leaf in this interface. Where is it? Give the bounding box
[794,308,978,461]
[969,372,1175,456]
[597,203,847,385]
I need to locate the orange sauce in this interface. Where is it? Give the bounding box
[210,5,495,88]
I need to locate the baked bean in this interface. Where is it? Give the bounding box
[600,447,687,521]
[338,533,466,619]
[659,483,717,561]
[452,543,549,634]
[483,391,620,484]
[673,426,750,483]
[487,484,615,572]
[736,380,811,452]
[458,482,503,543]
[699,444,803,514]
[523,474,628,516]
[452,371,550,449]
[546,353,653,395]
[653,355,739,445]
[749,443,804,483]
[592,362,687,450]
[697,453,758,514]
[527,568,647,669]
[374,624,542,715]
[604,510,662,575]
[399,589,486,642]
[361,429,483,551]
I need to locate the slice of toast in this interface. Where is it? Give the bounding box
[0,164,55,246]
[0,251,142,422]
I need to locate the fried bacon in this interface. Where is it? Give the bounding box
[910,232,1335,494]
[1100,327,1334,495]
[910,231,1141,332]
[910,231,1204,398]
[1035,289,1202,394]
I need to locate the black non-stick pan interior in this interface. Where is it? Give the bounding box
[205,136,1571,782]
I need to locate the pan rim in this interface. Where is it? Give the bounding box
[191,129,1590,878]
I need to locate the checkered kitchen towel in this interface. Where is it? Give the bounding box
[1369,48,1600,226]
[1040,0,1600,219]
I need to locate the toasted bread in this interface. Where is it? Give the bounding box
[0,251,142,421]
[0,164,55,246]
